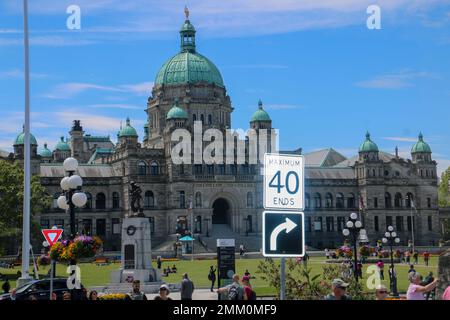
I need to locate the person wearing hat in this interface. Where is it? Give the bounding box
[154,284,172,300]
[375,284,388,300]
[324,279,351,300]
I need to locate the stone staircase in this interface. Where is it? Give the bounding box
[201,224,262,253]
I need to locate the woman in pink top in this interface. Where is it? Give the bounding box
[442,286,450,300]
[406,272,438,300]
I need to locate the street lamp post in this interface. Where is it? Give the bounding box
[342,212,364,282]
[382,225,400,297]
[57,158,87,243]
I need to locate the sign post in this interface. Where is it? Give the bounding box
[216,239,235,300]
[42,228,63,300]
[263,153,305,300]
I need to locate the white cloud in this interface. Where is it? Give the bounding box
[356,69,437,89]
[90,104,143,110]
[119,82,154,96]
[265,104,304,110]
[224,64,288,69]
[382,136,418,142]
[0,69,50,79]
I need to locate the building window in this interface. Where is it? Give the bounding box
[179,191,185,208]
[208,114,212,125]
[326,217,334,232]
[180,165,184,174]
[374,197,378,208]
[314,193,321,208]
[112,218,121,235]
[84,192,92,209]
[385,193,392,208]
[200,114,204,123]
[149,217,155,234]
[150,161,159,175]
[193,114,197,122]
[247,192,253,208]
[207,165,214,175]
[428,216,432,231]
[407,216,412,232]
[112,192,120,209]
[337,217,345,231]
[386,216,392,229]
[195,216,202,233]
[314,217,323,232]
[325,193,333,208]
[96,193,106,210]
[138,161,147,175]
[394,193,402,208]
[405,193,414,208]
[82,219,92,235]
[96,219,106,237]
[374,216,379,231]
[230,164,237,175]
[242,164,249,174]
[396,216,403,231]
[194,164,203,174]
[54,219,64,230]
[336,193,344,209]
[40,219,50,229]
[52,193,61,209]
[195,192,202,208]
[305,193,310,209]
[347,194,355,208]
[427,198,431,208]
[144,191,155,208]
[218,164,225,175]
[306,217,311,232]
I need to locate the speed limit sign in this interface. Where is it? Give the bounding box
[263,153,305,211]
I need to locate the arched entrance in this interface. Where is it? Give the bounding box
[212,198,230,224]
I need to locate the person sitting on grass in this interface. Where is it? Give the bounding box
[171,265,177,273]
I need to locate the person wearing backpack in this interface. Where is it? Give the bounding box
[208,266,216,292]
[242,275,256,300]
[217,274,246,300]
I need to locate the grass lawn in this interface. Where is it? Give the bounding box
[0,256,438,297]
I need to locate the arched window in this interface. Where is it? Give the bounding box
[347,193,355,208]
[84,192,92,209]
[247,192,253,208]
[336,193,344,209]
[112,192,120,209]
[96,193,106,210]
[195,192,202,208]
[195,215,202,233]
[200,114,204,123]
[305,193,310,209]
[314,193,321,208]
[406,193,414,208]
[208,114,212,125]
[193,114,197,122]
[394,193,402,208]
[372,169,376,177]
[144,191,155,208]
[138,161,147,175]
[385,192,392,208]
[325,193,333,208]
[150,161,159,175]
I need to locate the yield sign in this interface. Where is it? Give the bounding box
[42,229,63,247]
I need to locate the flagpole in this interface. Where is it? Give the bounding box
[410,199,415,253]
[18,0,32,286]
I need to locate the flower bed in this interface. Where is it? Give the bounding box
[49,236,103,263]
[99,293,131,300]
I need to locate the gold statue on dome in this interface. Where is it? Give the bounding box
[184,6,189,19]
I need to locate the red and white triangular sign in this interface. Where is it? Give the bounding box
[42,229,63,247]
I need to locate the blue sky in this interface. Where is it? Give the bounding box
[0,0,449,174]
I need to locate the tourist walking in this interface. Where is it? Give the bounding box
[208,266,216,292]
[154,284,172,300]
[423,251,430,266]
[242,275,256,300]
[157,256,162,269]
[325,248,330,259]
[376,260,384,280]
[413,251,419,264]
[129,280,147,300]
[408,264,416,274]
[217,274,246,300]
[180,273,195,301]
[324,279,351,300]
[405,250,411,264]
[406,271,438,300]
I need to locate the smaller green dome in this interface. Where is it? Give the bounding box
[250,99,271,122]
[14,129,37,146]
[359,131,379,152]
[55,136,70,151]
[411,132,431,153]
[119,118,138,137]
[39,143,53,158]
[167,99,188,120]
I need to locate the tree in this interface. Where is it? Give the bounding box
[438,167,450,207]
[0,160,51,254]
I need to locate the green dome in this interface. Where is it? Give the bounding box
[119,118,138,137]
[55,136,70,151]
[167,99,188,120]
[359,131,379,152]
[411,132,431,153]
[250,100,271,122]
[39,143,53,158]
[155,13,224,88]
[14,129,37,146]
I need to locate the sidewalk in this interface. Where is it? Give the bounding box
[146,289,218,300]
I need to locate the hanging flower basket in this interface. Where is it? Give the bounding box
[359,245,372,258]
[49,236,103,263]
[336,246,353,258]
[37,254,51,266]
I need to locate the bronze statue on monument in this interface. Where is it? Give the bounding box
[129,181,144,217]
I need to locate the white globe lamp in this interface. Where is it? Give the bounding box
[72,192,87,208]
[57,195,68,210]
[350,212,358,220]
[63,157,78,172]
[68,175,83,189]
[60,177,70,191]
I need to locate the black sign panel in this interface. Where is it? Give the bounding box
[262,211,305,257]
[216,239,235,300]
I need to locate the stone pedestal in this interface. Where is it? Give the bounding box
[436,248,450,300]
[110,217,161,286]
